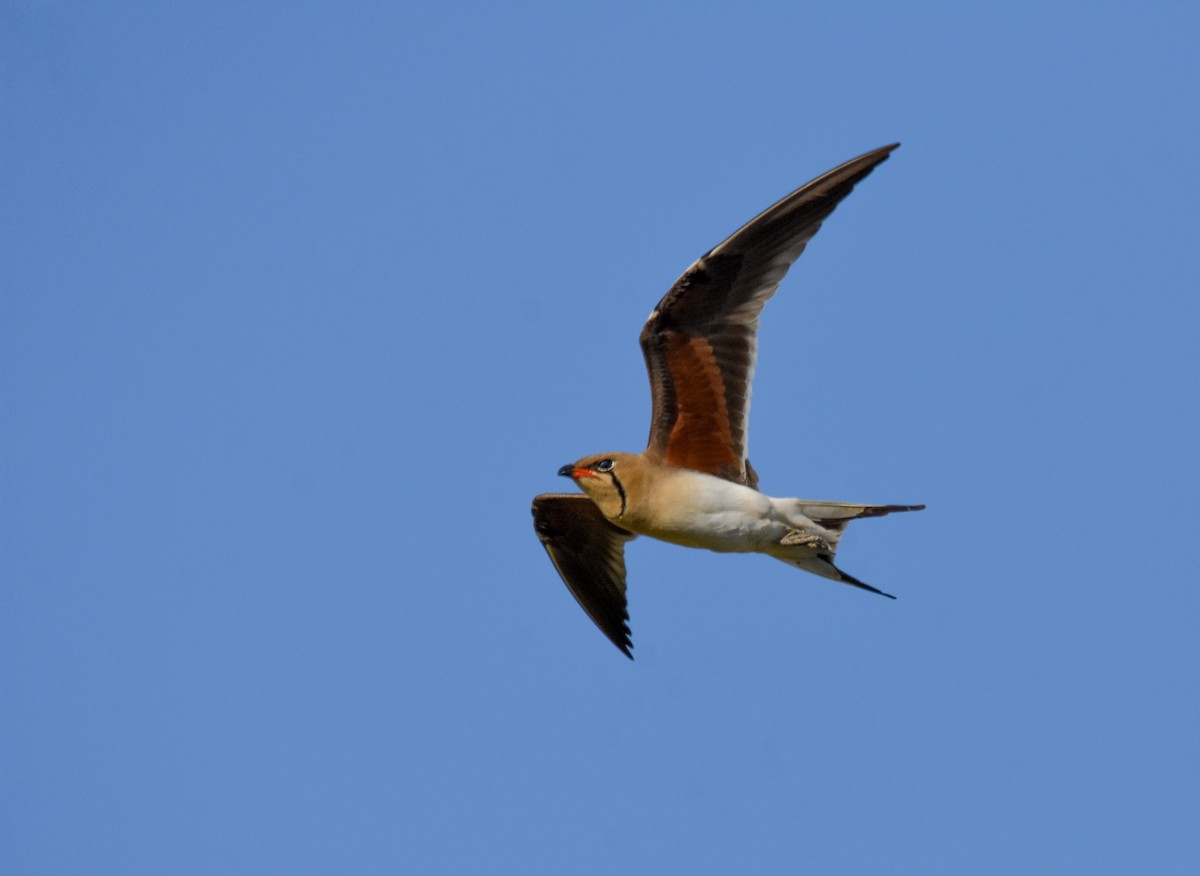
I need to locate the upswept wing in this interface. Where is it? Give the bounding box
[532,494,636,658]
[640,144,899,486]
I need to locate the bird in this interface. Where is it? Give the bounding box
[532,143,923,659]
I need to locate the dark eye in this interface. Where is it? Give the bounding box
[594,459,614,473]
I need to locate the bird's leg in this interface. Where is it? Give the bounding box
[779,529,833,553]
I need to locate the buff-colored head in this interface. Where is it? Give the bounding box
[557,452,643,520]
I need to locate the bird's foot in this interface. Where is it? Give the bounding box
[780,529,832,552]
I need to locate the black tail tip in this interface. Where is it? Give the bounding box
[837,568,897,600]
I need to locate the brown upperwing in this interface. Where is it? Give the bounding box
[639,144,899,487]
[532,493,636,658]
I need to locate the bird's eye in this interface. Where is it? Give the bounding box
[594,459,614,472]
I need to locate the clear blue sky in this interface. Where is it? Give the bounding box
[3,3,1198,873]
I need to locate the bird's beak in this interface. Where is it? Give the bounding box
[558,464,595,479]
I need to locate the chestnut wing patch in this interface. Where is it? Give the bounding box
[641,254,758,485]
[639,144,898,488]
[661,331,742,478]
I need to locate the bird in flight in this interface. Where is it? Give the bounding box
[532,144,922,658]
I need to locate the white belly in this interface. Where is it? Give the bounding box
[628,470,791,553]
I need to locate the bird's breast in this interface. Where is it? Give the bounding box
[621,468,783,552]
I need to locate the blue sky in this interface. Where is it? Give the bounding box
[3,2,1198,873]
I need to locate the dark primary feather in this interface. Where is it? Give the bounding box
[531,494,636,658]
[641,144,899,486]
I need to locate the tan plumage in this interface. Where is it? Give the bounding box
[533,144,923,658]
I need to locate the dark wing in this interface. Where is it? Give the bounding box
[532,493,636,659]
[640,144,899,487]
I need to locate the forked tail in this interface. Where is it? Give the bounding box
[781,553,899,599]
[772,501,925,598]
[796,499,924,528]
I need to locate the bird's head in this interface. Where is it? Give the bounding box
[558,452,638,519]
